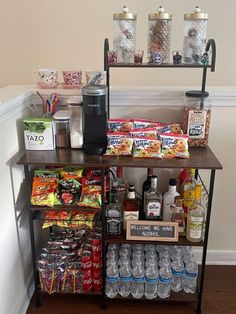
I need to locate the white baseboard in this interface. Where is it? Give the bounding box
[13,275,34,314]
[193,249,236,265]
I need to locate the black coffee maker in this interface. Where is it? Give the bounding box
[82,85,107,155]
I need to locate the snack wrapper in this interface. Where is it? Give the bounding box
[59,167,84,180]
[31,178,58,207]
[105,133,134,156]
[157,123,183,135]
[160,134,189,159]
[78,177,105,209]
[133,137,162,158]
[107,119,133,133]
[133,119,160,129]
[130,128,157,139]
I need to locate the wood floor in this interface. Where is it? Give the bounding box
[27,266,236,314]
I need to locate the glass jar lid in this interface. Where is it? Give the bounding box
[148,6,172,21]
[67,96,83,106]
[53,110,70,120]
[113,5,136,20]
[184,6,208,21]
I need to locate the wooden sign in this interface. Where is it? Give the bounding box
[126,220,179,242]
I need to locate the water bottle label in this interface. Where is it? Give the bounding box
[159,276,172,283]
[132,275,145,283]
[106,275,119,283]
[172,269,184,276]
[185,270,197,278]
[145,276,158,283]
[119,275,132,282]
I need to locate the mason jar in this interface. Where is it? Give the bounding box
[183,6,208,64]
[147,6,172,63]
[113,5,136,63]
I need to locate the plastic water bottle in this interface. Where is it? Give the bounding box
[157,261,172,299]
[145,260,158,299]
[131,260,145,298]
[132,255,144,268]
[105,260,119,298]
[182,262,198,293]
[119,259,132,297]
[171,254,184,292]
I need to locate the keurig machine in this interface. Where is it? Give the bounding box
[82,85,107,155]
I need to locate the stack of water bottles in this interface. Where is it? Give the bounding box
[105,243,198,299]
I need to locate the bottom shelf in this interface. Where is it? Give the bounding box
[39,290,102,296]
[106,291,198,302]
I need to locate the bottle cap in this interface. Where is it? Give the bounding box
[169,178,177,186]
[184,6,208,21]
[128,184,135,191]
[149,6,172,20]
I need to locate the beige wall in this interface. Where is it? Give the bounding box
[0,0,235,87]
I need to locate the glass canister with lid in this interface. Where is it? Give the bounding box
[67,96,83,149]
[147,6,172,63]
[53,110,71,148]
[113,5,137,63]
[183,6,208,64]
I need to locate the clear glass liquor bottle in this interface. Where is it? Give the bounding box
[112,166,128,206]
[144,175,162,220]
[186,185,204,243]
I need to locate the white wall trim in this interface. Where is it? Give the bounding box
[12,273,34,314]
[1,85,236,124]
[193,249,236,265]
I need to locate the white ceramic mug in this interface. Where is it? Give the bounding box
[38,69,58,85]
[85,70,106,85]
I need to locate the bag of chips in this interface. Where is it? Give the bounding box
[78,177,104,209]
[31,178,58,207]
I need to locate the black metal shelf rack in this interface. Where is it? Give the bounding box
[104,38,216,118]
[17,146,222,314]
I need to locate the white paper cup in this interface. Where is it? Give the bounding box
[85,70,106,85]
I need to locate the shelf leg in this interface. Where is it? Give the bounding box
[24,165,41,307]
[101,168,108,310]
[197,169,216,314]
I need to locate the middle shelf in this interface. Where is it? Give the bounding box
[105,233,203,247]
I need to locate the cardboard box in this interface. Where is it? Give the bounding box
[23,117,55,150]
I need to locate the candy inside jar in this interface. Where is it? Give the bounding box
[113,6,137,63]
[183,6,208,64]
[147,6,172,63]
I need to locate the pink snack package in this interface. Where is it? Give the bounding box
[107,119,133,133]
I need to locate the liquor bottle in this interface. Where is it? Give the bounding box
[178,168,188,194]
[182,169,197,213]
[141,168,154,219]
[106,190,122,236]
[112,166,128,205]
[162,178,180,222]
[144,175,162,220]
[186,185,204,243]
[171,196,185,236]
[123,184,139,230]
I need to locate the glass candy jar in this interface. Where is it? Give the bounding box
[113,5,136,63]
[183,6,208,64]
[148,6,172,63]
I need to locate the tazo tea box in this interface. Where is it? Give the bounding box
[23,117,55,150]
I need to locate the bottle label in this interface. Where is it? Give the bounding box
[123,211,139,230]
[119,275,132,282]
[185,270,197,278]
[187,109,207,139]
[106,218,121,235]
[146,201,161,217]
[189,216,203,239]
[145,276,158,283]
[128,191,135,199]
[159,276,172,283]
[132,275,145,283]
[172,269,184,276]
[106,275,119,283]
